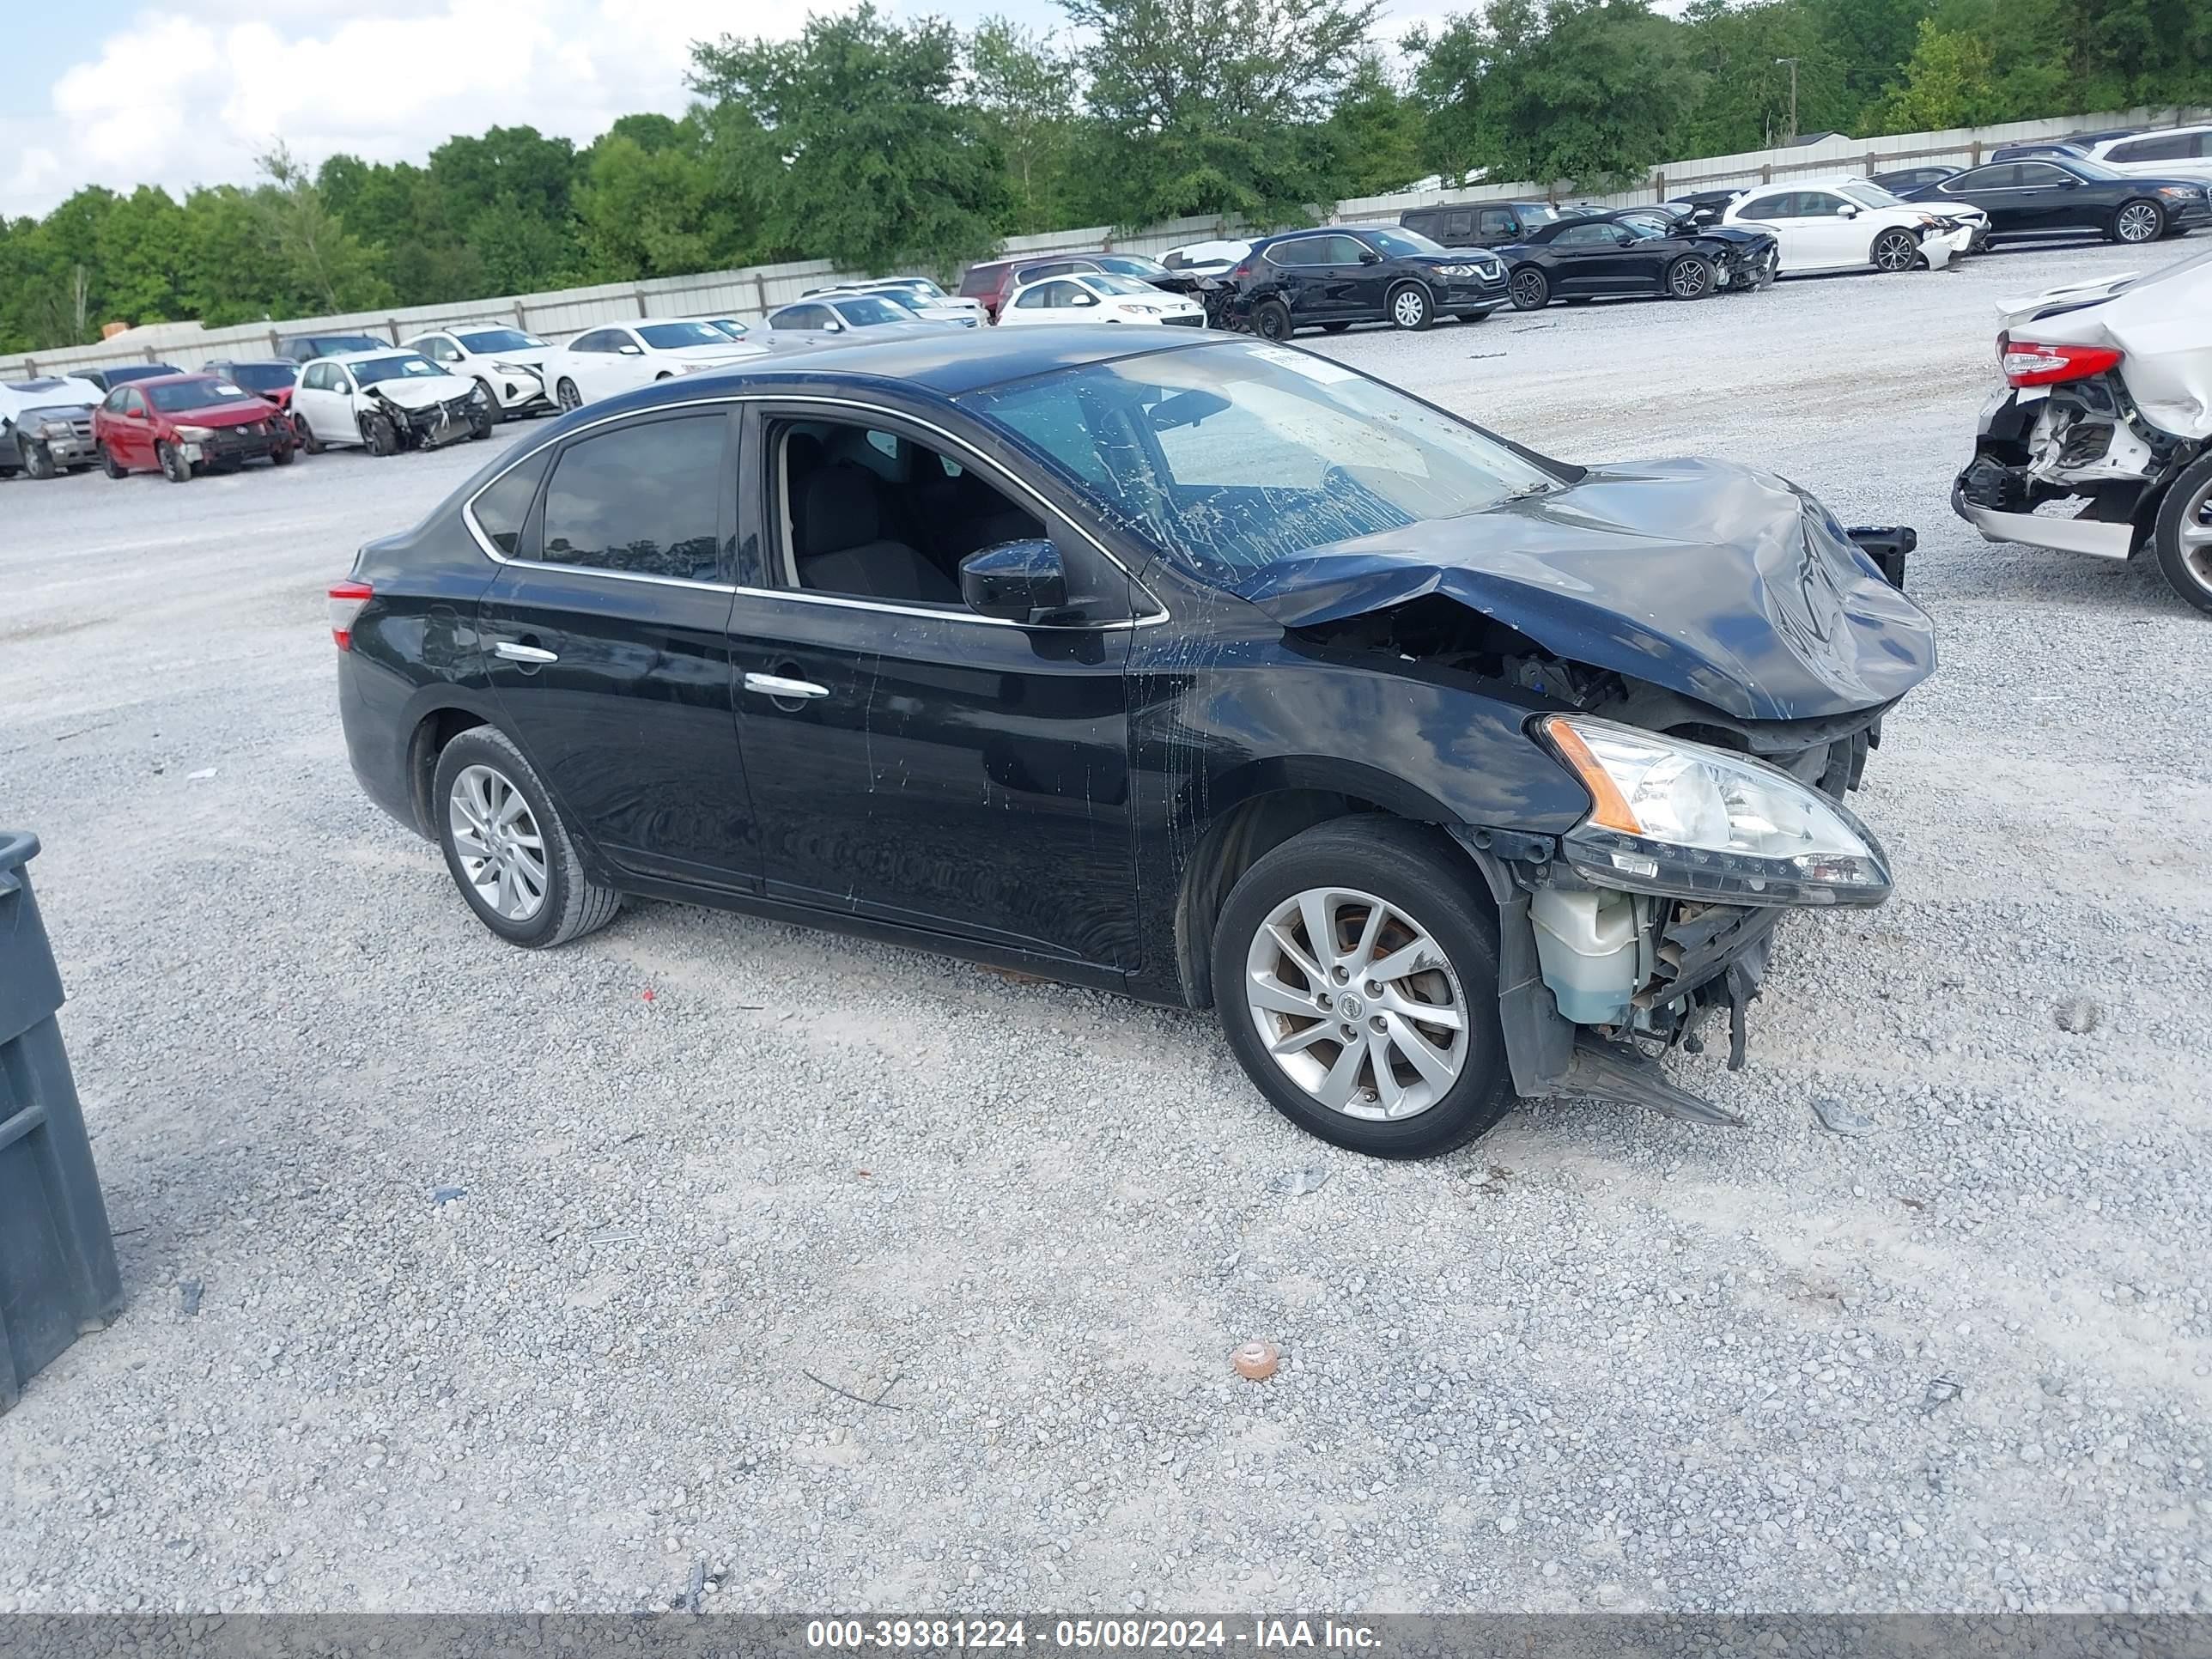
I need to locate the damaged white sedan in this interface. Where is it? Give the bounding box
[290,350,494,457]
[1953,246,2212,613]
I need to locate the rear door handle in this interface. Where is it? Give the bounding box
[743,672,829,700]
[492,641,558,664]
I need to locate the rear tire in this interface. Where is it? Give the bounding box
[433,726,622,949]
[556,378,582,412]
[22,440,57,481]
[2151,450,2212,617]
[1508,267,1550,311]
[1249,299,1293,341]
[1212,817,1513,1160]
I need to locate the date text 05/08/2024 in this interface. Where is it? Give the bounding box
[805,1619,1382,1650]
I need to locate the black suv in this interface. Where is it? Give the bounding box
[334,329,1931,1158]
[1225,226,1509,338]
[1398,201,1575,248]
[278,333,390,363]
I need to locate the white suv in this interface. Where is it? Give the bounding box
[2079,126,2212,184]
[403,325,558,421]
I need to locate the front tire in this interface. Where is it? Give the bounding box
[363,414,399,457]
[2151,450,2212,617]
[270,443,295,467]
[1212,817,1512,1159]
[22,440,57,481]
[1387,282,1434,331]
[157,441,191,483]
[1508,267,1550,311]
[1249,299,1293,342]
[432,726,622,949]
[1665,255,1713,300]
[556,378,582,412]
[2113,200,2164,244]
[475,379,507,423]
[1870,228,1918,271]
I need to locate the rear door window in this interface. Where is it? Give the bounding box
[471,451,554,557]
[538,415,731,583]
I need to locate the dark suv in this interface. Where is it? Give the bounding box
[1398,201,1573,248]
[1225,226,1509,338]
[278,333,390,363]
[333,329,1931,1159]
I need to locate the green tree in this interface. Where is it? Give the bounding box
[691,3,1006,272]
[1675,0,1851,155]
[1325,53,1427,197]
[968,18,1085,232]
[252,143,389,314]
[1063,0,1384,227]
[1410,0,1694,193]
[1868,20,2003,127]
[574,119,763,278]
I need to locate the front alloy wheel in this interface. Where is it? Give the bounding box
[1212,817,1512,1158]
[2152,451,2212,617]
[1666,256,1712,299]
[2115,201,2163,244]
[556,378,582,411]
[1871,228,1918,271]
[158,441,191,483]
[22,440,57,480]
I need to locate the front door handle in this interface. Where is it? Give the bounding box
[743,672,829,700]
[492,641,558,664]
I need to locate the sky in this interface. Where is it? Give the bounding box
[2,0,1456,222]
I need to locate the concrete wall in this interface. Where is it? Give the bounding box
[8,106,2205,380]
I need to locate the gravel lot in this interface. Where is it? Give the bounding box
[3,236,2209,1618]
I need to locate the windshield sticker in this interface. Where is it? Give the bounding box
[1247,346,1361,384]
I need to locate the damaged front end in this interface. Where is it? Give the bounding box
[1258,477,1929,1125]
[368,386,483,451]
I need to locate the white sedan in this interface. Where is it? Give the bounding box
[402,324,559,420]
[538,320,765,410]
[1721,179,1974,273]
[290,350,491,454]
[999,272,1207,327]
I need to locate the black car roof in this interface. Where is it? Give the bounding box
[576,326,1225,409]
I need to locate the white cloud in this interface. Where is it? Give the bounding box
[9,0,827,217]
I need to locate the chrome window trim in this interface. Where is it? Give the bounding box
[458,390,1170,629]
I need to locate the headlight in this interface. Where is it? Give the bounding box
[492,361,538,378]
[39,419,75,437]
[173,424,216,441]
[2156,185,2194,199]
[1537,714,1892,907]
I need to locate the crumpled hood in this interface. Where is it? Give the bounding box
[1232,457,1937,721]
[368,374,476,410]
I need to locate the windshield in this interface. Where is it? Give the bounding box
[2060,155,2125,181]
[352,355,444,386]
[148,379,256,412]
[884,278,945,298]
[1098,256,1168,276]
[301,337,383,356]
[1842,182,1905,208]
[1516,204,1566,225]
[701,318,750,338]
[960,340,1559,580]
[1367,227,1443,258]
[831,295,912,326]
[457,328,548,353]
[222,363,296,393]
[636,321,732,349]
[1079,274,1161,297]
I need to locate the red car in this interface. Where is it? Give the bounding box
[94,374,297,483]
[206,359,307,442]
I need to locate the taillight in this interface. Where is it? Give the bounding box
[1999,332,2123,387]
[1231,260,1254,279]
[328,580,373,651]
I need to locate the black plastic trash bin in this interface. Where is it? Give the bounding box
[0,831,124,1415]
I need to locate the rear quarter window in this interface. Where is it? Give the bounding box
[470,450,552,556]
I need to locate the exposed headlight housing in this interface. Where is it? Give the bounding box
[173,424,216,441]
[39,419,76,437]
[1536,714,1892,907]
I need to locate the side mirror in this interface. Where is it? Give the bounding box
[618,343,644,356]
[2057,175,2081,187]
[823,319,845,332]
[960,539,1066,622]
[1837,204,1859,217]
[1358,249,1382,264]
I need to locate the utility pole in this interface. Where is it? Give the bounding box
[1775,58,1800,143]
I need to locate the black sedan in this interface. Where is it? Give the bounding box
[334,329,1931,1159]
[1869,165,1958,194]
[73,363,185,392]
[1224,225,1509,337]
[1901,155,2211,245]
[1500,210,1777,309]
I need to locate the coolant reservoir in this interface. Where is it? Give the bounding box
[1529,887,1640,1026]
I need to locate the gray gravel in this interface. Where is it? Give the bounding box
[2,234,2209,1616]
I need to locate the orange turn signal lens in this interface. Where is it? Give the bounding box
[1542,716,1643,835]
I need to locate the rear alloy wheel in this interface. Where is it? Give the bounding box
[556,378,582,412]
[1388,282,1434,331]
[2114,200,2164,244]
[1508,267,1549,311]
[22,439,57,480]
[1870,228,1918,272]
[157,441,191,483]
[99,445,127,480]
[2151,450,2212,617]
[1249,299,1293,341]
[1665,255,1713,300]
[433,726,622,948]
[1212,817,1512,1159]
